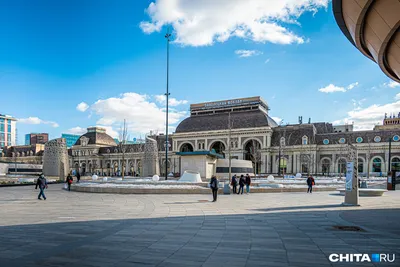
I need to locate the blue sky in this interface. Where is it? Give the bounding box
[1,0,399,144]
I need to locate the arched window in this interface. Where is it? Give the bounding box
[198,142,202,150]
[302,136,308,145]
[321,159,331,175]
[372,158,382,173]
[338,158,347,175]
[180,143,194,152]
[392,157,400,172]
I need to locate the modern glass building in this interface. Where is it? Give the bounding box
[61,133,80,148]
[25,133,49,145]
[0,114,17,148]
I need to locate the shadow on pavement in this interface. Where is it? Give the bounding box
[252,204,344,212]
[1,208,400,267]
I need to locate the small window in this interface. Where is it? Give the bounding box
[393,135,400,142]
[356,137,363,143]
[339,138,346,144]
[280,137,285,146]
[302,136,308,145]
[374,136,381,143]
[323,139,329,145]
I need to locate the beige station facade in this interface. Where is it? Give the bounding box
[333,0,400,82]
[2,96,400,178]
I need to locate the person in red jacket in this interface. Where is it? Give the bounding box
[66,173,73,191]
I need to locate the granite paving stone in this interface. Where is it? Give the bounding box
[1,185,400,267]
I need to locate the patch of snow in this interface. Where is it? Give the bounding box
[76,183,205,189]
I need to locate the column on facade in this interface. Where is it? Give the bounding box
[195,140,198,151]
[263,136,267,149]
[267,134,272,148]
[332,154,336,175]
[295,152,301,174]
[264,153,270,174]
[312,151,318,175]
[384,151,389,173]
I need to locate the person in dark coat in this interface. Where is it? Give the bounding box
[231,174,238,194]
[76,172,81,183]
[35,174,48,200]
[307,176,315,193]
[237,175,245,195]
[245,174,251,194]
[66,173,73,191]
[209,175,219,202]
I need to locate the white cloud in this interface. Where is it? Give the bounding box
[67,126,86,135]
[235,50,263,58]
[333,100,400,130]
[395,93,400,100]
[318,84,346,93]
[265,59,270,64]
[347,82,359,90]
[271,116,283,125]
[91,92,187,134]
[318,81,358,93]
[140,0,328,47]
[18,117,59,128]
[76,102,89,112]
[154,95,188,106]
[383,80,400,88]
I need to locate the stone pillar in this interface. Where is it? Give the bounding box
[263,136,267,149]
[142,137,160,177]
[42,138,70,179]
[195,140,198,151]
[332,154,336,175]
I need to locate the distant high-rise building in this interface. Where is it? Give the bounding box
[0,114,17,149]
[61,133,80,148]
[25,133,49,145]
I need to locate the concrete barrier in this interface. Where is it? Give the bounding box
[71,184,336,194]
[337,188,387,197]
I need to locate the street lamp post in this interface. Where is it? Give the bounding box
[165,29,171,180]
[388,137,392,173]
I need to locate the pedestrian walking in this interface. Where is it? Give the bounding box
[307,176,315,193]
[209,175,219,202]
[66,173,73,191]
[231,174,238,194]
[237,175,245,195]
[245,174,251,194]
[76,172,81,183]
[35,174,48,200]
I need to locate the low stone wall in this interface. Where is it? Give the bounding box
[71,184,336,194]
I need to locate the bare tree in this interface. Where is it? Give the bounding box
[247,139,262,175]
[118,119,129,179]
[299,135,316,176]
[336,142,348,178]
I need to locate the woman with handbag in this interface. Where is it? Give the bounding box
[66,173,73,191]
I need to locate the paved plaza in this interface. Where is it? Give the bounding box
[0,185,400,267]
